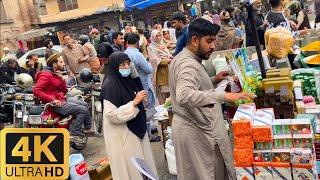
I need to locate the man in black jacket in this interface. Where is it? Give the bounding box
[0,56,21,84]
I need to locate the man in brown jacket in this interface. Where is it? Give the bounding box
[61,35,90,77]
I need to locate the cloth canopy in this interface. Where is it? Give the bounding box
[124,0,171,11]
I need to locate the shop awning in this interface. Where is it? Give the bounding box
[16,27,55,40]
[124,0,171,11]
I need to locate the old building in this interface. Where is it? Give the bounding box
[16,0,124,46]
[0,0,38,54]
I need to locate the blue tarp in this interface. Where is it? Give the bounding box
[124,0,171,11]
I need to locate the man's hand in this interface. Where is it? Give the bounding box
[299,28,310,36]
[224,92,255,103]
[69,71,75,77]
[27,59,35,68]
[78,57,86,63]
[215,71,230,84]
[52,99,63,107]
[262,20,269,28]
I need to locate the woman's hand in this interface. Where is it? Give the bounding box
[133,90,148,107]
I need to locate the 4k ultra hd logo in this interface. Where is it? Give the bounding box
[0,128,69,179]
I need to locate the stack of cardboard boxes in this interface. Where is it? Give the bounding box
[232,104,318,179]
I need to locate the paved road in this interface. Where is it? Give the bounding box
[71,136,177,180]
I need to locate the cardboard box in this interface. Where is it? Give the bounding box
[253,126,273,142]
[271,163,292,180]
[233,104,256,121]
[273,119,291,135]
[253,109,274,142]
[253,150,272,162]
[263,79,293,94]
[88,158,112,180]
[292,164,317,180]
[291,119,312,135]
[256,108,275,120]
[272,149,291,163]
[292,134,313,149]
[234,149,254,167]
[296,101,306,114]
[273,134,293,149]
[232,119,252,137]
[254,142,273,150]
[253,162,273,180]
[234,135,254,149]
[290,148,314,165]
[296,114,317,134]
[235,166,254,180]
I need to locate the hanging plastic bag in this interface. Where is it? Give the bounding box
[69,154,90,180]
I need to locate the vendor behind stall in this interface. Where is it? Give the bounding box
[169,18,254,180]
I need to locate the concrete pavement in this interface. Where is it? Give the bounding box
[71,136,177,180]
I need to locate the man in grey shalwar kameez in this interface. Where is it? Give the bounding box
[169,18,254,180]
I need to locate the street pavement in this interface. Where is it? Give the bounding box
[71,136,177,180]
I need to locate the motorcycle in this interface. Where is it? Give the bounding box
[13,86,37,128]
[27,103,87,151]
[0,84,16,129]
[91,82,102,133]
[67,74,103,134]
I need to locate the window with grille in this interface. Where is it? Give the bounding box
[0,0,8,22]
[57,0,78,12]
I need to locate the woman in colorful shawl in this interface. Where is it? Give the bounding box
[147,30,173,105]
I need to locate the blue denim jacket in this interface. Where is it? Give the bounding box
[174,26,188,56]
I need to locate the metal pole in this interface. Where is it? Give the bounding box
[245,1,266,78]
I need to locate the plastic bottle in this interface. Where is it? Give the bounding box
[69,154,90,180]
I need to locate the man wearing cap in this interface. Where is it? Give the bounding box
[89,28,100,51]
[33,53,93,138]
[0,55,21,84]
[215,11,243,51]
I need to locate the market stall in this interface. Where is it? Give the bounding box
[155,27,320,179]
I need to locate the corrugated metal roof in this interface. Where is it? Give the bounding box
[16,27,55,40]
[39,6,124,24]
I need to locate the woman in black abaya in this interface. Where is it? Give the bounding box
[100,52,157,180]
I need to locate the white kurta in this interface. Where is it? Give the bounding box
[103,100,158,180]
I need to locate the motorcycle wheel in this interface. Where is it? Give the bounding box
[95,112,103,133]
[70,135,87,151]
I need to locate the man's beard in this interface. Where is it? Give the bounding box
[57,65,66,71]
[196,45,213,60]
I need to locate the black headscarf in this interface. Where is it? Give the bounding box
[100,52,146,139]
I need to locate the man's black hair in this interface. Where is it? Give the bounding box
[166,21,172,28]
[187,18,220,44]
[26,53,37,60]
[125,33,140,45]
[269,0,282,8]
[172,12,186,24]
[225,6,235,14]
[112,31,123,41]
[104,25,111,30]
[43,38,52,48]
